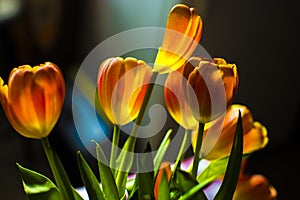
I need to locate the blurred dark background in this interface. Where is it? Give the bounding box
[0,0,298,199]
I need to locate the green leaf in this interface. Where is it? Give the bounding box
[197,157,250,190]
[41,138,78,200]
[115,135,136,198]
[197,157,229,189]
[95,143,119,200]
[73,190,85,200]
[127,181,139,200]
[137,142,154,200]
[179,155,249,199]
[77,151,104,200]
[125,178,135,194]
[157,170,170,200]
[173,169,207,200]
[214,110,243,200]
[153,129,172,176]
[16,163,63,200]
[128,142,154,200]
[172,130,190,174]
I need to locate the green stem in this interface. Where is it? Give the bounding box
[41,137,75,200]
[110,125,120,173]
[192,122,205,178]
[131,72,158,138]
[115,72,158,195]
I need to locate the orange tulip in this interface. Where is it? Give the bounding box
[233,174,277,200]
[97,57,152,126]
[164,66,198,130]
[185,57,239,123]
[233,160,277,199]
[210,161,277,200]
[0,62,65,139]
[192,104,268,160]
[154,4,203,74]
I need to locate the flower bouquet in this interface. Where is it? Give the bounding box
[0,4,277,200]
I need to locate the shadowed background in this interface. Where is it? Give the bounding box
[0,0,298,199]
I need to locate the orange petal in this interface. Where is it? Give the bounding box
[233,175,277,200]
[164,68,198,130]
[215,59,239,107]
[154,4,203,74]
[193,104,269,160]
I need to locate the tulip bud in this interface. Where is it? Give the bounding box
[185,57,239,123]
[97,57,152,126]
[154,4,203,74]
[0,62,65,139]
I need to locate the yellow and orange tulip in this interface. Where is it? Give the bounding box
[97,57,152,126]
[164,66,198,130]
[193,104,268,160]
[185,57,239,123]
[154,4,203,74]
[0,62,65,139]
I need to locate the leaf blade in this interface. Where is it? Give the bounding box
[77,151,104,200]
[153,129,172,176]
[214,110,243,200]
[16,163,63,200]
[158,170,170,200]
[96,143,119,200]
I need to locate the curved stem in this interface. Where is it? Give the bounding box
[41,137,75,200]
[130,72,158,138]
[192,122,205,178]
[116,72,158,196]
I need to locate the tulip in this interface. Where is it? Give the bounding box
[233,174,277,200]
[164,67,198,130]
[185,57,239,123]
[192,104,269,160]
[206,161,277,200]
[0,62,65,139]
[231,160,277,200]
[97,57,152,126]
[154,4,203,74]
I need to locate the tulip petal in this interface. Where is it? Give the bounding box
[154,4,203,74]
[193,105,269,160]
[233,175,277,200]
[164,68,198,130]
[216,59,239,107]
